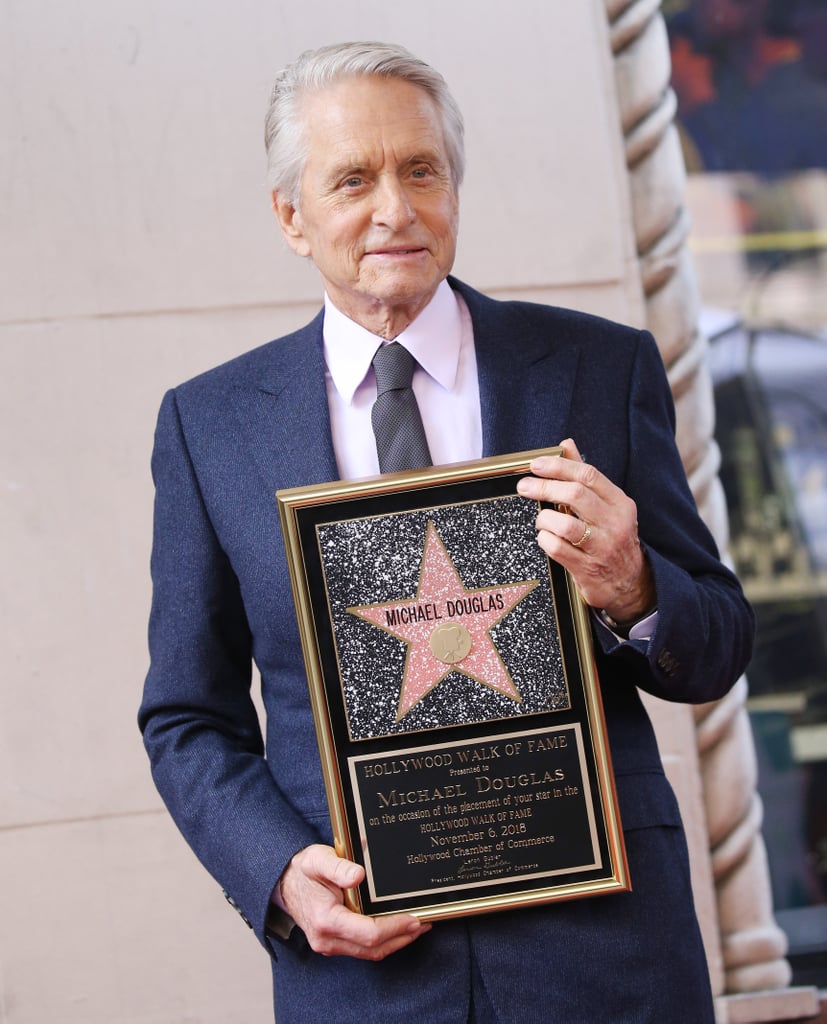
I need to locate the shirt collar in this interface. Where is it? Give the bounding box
[323,279,463,404]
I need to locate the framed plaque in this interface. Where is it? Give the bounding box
[276,448,629,921]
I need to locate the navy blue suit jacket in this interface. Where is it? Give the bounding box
[140,278,753,1022]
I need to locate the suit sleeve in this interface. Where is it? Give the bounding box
[596,330,755,704]
[138,389,318,952]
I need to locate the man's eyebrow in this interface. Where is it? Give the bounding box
[404,150,445,167]
[323,150,448,186]
[323,160,371,185]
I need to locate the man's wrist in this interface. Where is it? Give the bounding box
[600,541,656,634]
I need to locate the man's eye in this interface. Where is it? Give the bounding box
[411,167,429,179]
[343,176,364,188]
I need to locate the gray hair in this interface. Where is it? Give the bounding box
[264,41,465,206]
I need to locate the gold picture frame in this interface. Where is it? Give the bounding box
[276,448,629,920]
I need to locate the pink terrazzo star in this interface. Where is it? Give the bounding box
[348,521,539,720]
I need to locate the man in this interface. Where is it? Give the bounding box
[140,41,754,1023]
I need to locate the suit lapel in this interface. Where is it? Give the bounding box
[230,312,340,491]
[452,279,581,457]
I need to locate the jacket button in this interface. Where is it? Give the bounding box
[223,889,253,929]
[657,650,679,676]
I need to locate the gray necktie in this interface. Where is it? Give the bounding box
[371,342,433,473]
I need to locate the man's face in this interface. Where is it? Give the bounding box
[273,75,459,339]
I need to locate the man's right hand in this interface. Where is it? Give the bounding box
[278,844,431,959]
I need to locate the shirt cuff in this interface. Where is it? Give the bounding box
[266,879,296,940]
[627,609,658,641]
[595,607,658,642]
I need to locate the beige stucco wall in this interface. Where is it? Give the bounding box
[1,3,650,1021]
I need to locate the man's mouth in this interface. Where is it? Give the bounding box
[367,246,425,256]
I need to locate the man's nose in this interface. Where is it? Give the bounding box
[371,176,416,229]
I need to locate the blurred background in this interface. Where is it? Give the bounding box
[664,0,827,989]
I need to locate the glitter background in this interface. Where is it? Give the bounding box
[317,495,569,741]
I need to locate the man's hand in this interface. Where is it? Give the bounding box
[516,438,655,624]
[278,844,431,959]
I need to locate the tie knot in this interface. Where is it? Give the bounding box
[372,342,415,396]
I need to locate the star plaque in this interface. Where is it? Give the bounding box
[348,521,538,720]
[277,449,629,920]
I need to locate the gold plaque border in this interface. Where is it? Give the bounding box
[276,447,630,920]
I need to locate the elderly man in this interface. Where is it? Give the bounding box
[140,41,754,1023]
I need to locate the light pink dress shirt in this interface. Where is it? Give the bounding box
[322,279,482,480]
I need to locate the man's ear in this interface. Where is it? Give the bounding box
[271,190,311,257]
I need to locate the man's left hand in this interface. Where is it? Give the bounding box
[516,438,655,624]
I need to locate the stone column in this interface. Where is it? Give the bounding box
[601,2,818,1018]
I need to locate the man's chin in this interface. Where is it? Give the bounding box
[333,276,444,336]
[361,267,445,304]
